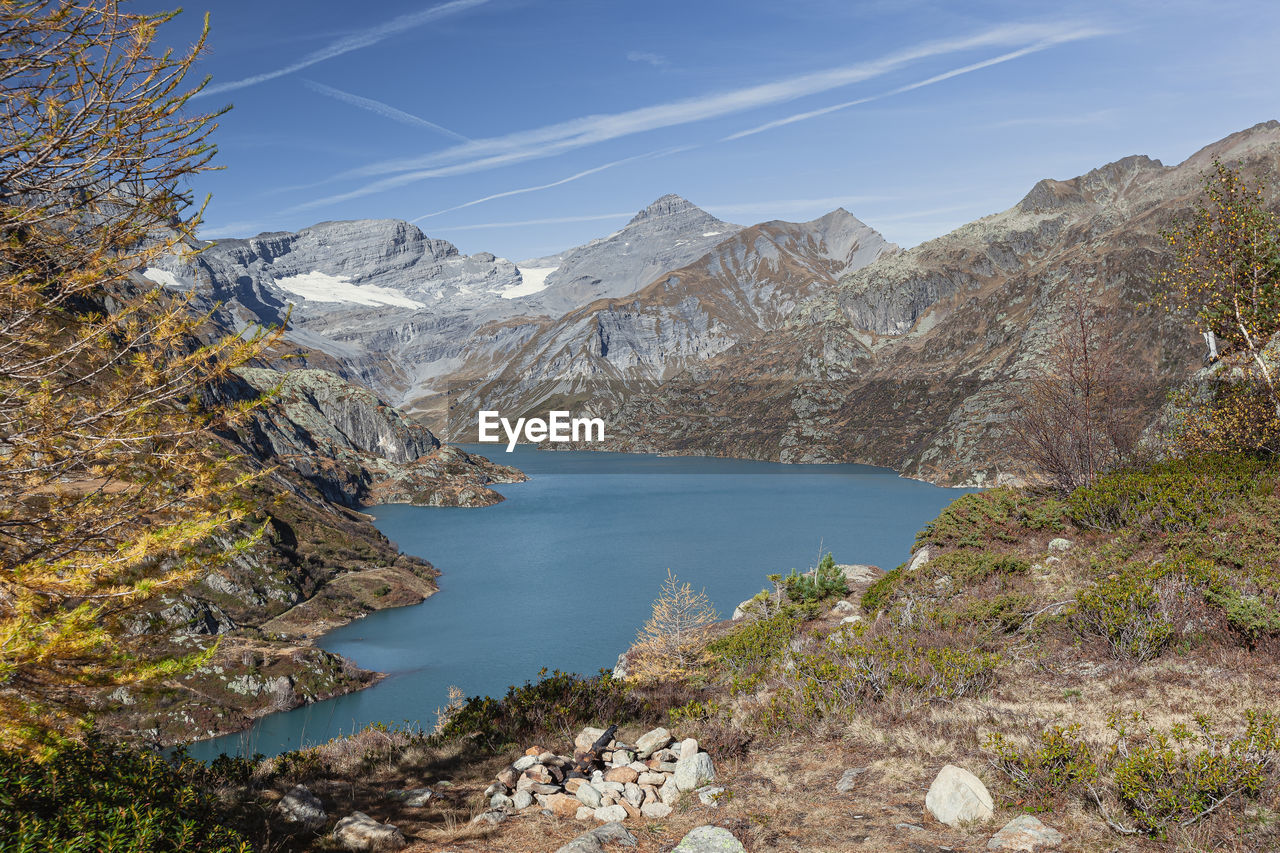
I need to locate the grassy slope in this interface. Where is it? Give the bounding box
[168,452,1277,852]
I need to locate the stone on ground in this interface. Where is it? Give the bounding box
[674,750,716,791]
[835,767,866,793]
[331,811,407,852]
[277,784,327,832]
[641,802,673,818]
[987,815,1064,850]
[576,782,604,808]
[554,819,638,853]
[385,787,433,807]
[672,825,747,852]
[634,727,672,757]
[594,804,628,822]
[925,764,994,827]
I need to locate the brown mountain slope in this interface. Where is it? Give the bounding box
[596,121,1280,485]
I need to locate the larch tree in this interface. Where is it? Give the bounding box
[0,0,275,748]
[629,569,718,680]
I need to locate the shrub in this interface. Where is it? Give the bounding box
[915,489,1066,550]
[704,613,799,694]
[861,550,1031,625]
[758,630,999,729]
[431,670,654,751]
[1108,710,1280,837]
[0,736,251,852]
[1073,557,1216,661]
[782,553,847,603]
[1068,454,1273,534]
[986,724,1099,811]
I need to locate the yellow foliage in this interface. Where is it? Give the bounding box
[627,569,718,682]
[1158,161,1280,453]
[0,1,278,748]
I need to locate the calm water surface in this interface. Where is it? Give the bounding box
[185,447,973,759]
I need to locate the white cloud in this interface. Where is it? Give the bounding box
[303,80,470,141]
[291,22,1110,211]
[724,41,1070,140]
[195,0,493,98]
[627,50,669,68]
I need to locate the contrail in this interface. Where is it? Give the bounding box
[196,0,493,98]
[303,80,470,142]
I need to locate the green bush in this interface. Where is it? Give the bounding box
[1109,710,1280,837]
[704,613,798,694]
[1068,454,1274,534]
[432,669,653,751]
[860,551,1030,621]
[759,631,999,729]
[915,488,1066,550]
[0,736,251,852]
[1073,558,1212,661]
[986,724,1099,811]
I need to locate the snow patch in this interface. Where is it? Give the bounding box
[273,271,424,308]
[504,266,557,299]
[702,231,723,237]
[143,268,188,289]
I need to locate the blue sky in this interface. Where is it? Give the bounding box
[151,0,1280,260]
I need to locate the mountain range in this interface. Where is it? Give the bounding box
[152,120,1280,488]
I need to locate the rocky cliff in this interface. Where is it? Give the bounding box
[97,362,524,746]
[594,122,1280,484]
[147,196,745,425]
[448,209,894,437]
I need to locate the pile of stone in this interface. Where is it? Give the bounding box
[483,725,716,823]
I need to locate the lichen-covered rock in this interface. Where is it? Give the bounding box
[987,815,1064,850]
[672,825,747,852]
[674,750,716,791]
[276,784,326,832]
[331,811,406,851]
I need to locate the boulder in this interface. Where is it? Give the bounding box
[672,825,747,852]
[277,784,326,832]
[576,782,604,808]
[470,809,507,826]
[512,790,534,810]
[513,754,538,771]
[594,804,629,822]
[554,820,638,853]
[925,765,994,827]
[987,815,1064,850]
[641,802,673,819]
[831,600,858,616]
[490,793,513,809]
[331,811,406,852]
[548,793,582,818]
[674,751,716,791]
[907,548,931,572]
[1047,538,1073,552]
[635,727,672,757]
[605,766,639,784]
[623,782,644,807]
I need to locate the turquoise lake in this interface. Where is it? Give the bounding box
[184,447,974,760]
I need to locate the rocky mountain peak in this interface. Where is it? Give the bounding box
[627,194,707,225]
[1017,154,1165,214]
